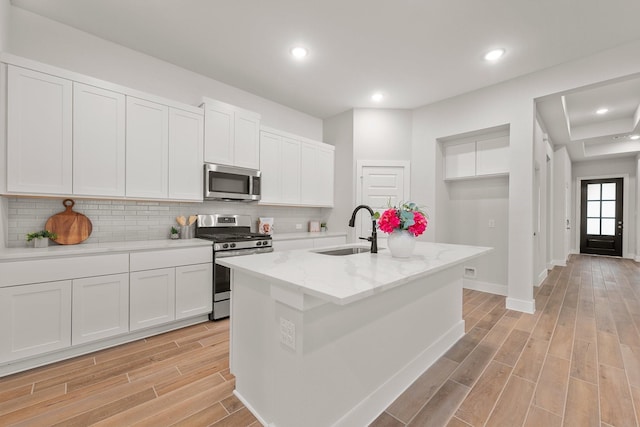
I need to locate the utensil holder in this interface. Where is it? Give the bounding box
[180,225,194,239]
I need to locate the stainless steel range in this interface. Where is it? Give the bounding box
[196,214,273,320]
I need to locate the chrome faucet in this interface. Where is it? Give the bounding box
[348,205,378,254]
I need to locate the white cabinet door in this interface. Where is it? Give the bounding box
[0,281,72,363]
[281,137,301,204]
[73,83,126,197]
[444,141,476,179]
[299,142,317,205]
[175,263,212,320]
[126,97,169,198]
[169,108,204,201]
[7,65,72,194]
[72,273,129,345]
[130,268,176,331]
[259,131,282,203]
[316,145,335,206]
[203,98,260,169]
[476,136,509,176]
[234,110,260,170]
[203,103,234,166]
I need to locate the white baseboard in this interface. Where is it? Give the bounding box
[506,297,535,314]
[463,278,507,296]
[234,390,271,427]
[551,258,567,267]
[333,320,465,427]
[535,269,548,287]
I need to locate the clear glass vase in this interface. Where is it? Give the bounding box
[386,230,416,258]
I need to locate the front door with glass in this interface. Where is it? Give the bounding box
[580,178,623,257]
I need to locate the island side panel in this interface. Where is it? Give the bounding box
[231,266,465,427]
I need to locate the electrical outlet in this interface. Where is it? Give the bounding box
[295,224,302,230]
[280,317,296,350]
[488,219,495,228]
[464,266,476,278]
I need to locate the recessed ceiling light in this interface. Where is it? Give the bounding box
[596,108,609,115]
[630,134,640,140]
[290,46,308,59]
[484,48,505,61]
[371,93,384,102]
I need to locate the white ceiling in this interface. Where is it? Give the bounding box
[10,0,640,121]
[536,75,640,162]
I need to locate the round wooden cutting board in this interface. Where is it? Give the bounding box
[45,199,93,245]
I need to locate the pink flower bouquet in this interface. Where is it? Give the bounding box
[377,202,428,237]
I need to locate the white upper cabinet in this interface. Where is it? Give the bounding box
[7,65,73,194]
[202,98,260,169]
[259,131,282,203]
[443,134,509,180]
[73,83,126,197]
[259,131,301,204]
[3,56,203,202]
[300,141,335,207]
[233,110,261,169]
[169,108,204,201]
[126,97,169,198]
[476,136,509,176]
[259,127,334,207]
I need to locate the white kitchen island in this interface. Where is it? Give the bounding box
[217,242,492,427]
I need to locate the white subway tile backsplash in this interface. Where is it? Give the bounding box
[5,197,330,247]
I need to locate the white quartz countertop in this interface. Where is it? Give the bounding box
[0,238,213,261]
[217,242,492,305]
[270,231,347,241]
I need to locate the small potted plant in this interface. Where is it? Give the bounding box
[170,226,180,240]
[320,222,327,232]
[26,230,58,248]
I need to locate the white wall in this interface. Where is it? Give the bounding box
[7,6,322,140]
[412,39,640,313]
[552,146,572,266]
[323,110,354,234]
[0,0,9,51]
[572,157,637,258]
[353,109,412,161]
[445,177,509,291]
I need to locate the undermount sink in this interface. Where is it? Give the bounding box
[315,246,372,256]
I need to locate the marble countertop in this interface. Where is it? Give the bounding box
[0,238,213,261]
[217,242,492,305]
[270,231,347,241]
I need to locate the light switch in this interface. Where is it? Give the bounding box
[488,219,495,228]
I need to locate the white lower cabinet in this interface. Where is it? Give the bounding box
[72,273,129,345]
[175,263,213,320]
[0,280,72,363]
[129,268,176,331]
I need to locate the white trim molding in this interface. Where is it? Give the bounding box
[506,297,535,314]
[463,278,507,296]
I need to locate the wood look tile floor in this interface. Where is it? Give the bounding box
[372,254,640,427]
[2,254,640,426]
[0,319,258,426]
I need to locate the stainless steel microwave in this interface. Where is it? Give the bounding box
[204,163,261,201]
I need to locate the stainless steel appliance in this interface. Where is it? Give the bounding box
[196,214,273,320]
[204,163,261,201]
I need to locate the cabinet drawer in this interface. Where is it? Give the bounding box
[130,246,212,271]
[0,253,129,287]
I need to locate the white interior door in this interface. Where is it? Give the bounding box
[357,161,410,239]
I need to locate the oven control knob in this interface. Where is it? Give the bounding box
[222,243,229,249]
[256,241,262,246]
[263,241,270,246]
[230,243,236,248]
